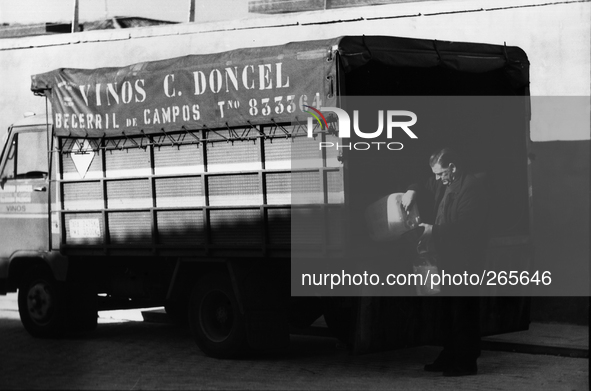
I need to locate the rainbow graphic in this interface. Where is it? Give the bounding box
[303,105,328,130]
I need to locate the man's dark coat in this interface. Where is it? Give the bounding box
[409,172,489,279]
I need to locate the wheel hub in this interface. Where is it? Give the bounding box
[27,283,53,323]
[215,306,228,324]
[200,291,234,342]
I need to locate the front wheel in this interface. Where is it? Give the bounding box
[18,267,67,338]
[188,271,247,359]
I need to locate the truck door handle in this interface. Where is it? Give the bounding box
[34,186,47,192]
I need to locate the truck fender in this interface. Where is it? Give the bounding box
[8,250,68,287]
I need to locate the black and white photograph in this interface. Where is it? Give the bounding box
[0,0,588,389]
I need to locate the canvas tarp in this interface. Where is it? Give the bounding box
[31,35,529,138]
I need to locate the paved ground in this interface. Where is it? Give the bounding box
[0,293,588,390]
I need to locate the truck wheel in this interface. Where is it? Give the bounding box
[18,267,67,338]
[188,271,247,359]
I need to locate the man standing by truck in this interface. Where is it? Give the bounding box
[402,147,489,377]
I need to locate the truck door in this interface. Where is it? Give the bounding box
[0,127,49,258]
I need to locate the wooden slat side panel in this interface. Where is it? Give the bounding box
[267,208,291,245]
[155,177,204,207]
[207,135,261,172]
[106,180,152,209]
[63,181,103,210]
[154,144,204,175]
[209,174,262,206]
[157,210,205,244]
[108,212,152,244]
[209,209,261,245]
[266,173,291,205]
[105,148,151,178]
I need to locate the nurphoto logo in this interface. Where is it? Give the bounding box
[305,106,418,151]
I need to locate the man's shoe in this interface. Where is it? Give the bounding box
[424,361,449,372]
[442,363,477,377]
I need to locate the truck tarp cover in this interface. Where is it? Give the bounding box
[31,36,529,138]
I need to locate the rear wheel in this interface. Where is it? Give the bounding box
[188,271,247,358]
[18,267,67,338]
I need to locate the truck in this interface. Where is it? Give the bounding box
[0,35,532,358]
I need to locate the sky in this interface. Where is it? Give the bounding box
[0,0,251,24]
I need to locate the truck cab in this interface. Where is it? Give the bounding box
[0,113,90,337]
[0,113,52,294]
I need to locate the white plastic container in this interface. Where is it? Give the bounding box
[364,193,422,241]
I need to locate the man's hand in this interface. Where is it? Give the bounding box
[401,190,417,211]
[419,223,433,240]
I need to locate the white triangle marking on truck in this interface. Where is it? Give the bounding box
[71,140,95,179]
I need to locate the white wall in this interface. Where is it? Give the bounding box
[0,0,589,141]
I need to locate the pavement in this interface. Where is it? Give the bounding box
[0,292,588,390]
[142,306,589,358]
[481,322,588,358]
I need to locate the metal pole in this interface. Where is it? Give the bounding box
[72,0,80,32]
[45,97,54,251]
[188,0,196,22]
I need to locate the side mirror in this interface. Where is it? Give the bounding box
[0,176,7,190]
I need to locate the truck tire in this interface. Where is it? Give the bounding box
[18,267,67,338]
[188,271,247,358]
